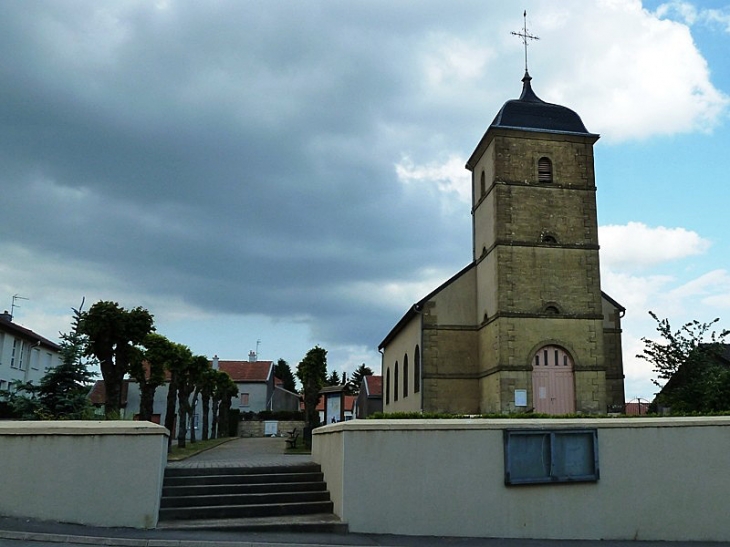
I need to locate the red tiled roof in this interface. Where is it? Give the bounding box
[345,395,357,411]
[364,375,382,397]
[217,360,273,382]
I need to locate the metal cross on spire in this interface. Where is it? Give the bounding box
[511,10,539,73]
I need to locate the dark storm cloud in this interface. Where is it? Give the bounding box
[0,1,500,348]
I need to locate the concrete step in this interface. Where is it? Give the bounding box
[162,480,326,497]
[158,500,334,520]
[160,490,331,508]
[164,463,320,477]
[159,461,341,528]
[163,471,324,487]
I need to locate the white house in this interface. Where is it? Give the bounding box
[0,311,62,392]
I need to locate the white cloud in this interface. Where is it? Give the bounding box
[667,269,730,300]
[599,222,710,270]
[536,0,729,141]
[395,154,471,206]
[655,2,730,32]
[421,34,496,90]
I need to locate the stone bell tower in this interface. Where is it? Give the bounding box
[466,70,613,413]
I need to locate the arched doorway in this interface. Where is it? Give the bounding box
[531,345,575,414]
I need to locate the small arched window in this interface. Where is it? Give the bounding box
[480,171,486,196]
[541,233,557,244]
[538,157,553,183]
[403,354,409,398]
[414,345,421,394]
[545,305,560,315]
[394,361,399,402]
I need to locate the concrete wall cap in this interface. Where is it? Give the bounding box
[0,420,169,436]
[312,416,730,434]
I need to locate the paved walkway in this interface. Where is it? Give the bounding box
[167,436,313,468]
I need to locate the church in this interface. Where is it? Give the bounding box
[379,70,626,415]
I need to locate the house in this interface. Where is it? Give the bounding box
[379,71,626,416]
[214,355,299,414]
[0,310,62,392]
[354,375,382,418]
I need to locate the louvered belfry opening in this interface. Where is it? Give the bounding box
[538,157,552,183]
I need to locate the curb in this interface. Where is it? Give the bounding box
[0,528,353,547]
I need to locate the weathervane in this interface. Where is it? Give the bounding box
[511,10,540,72]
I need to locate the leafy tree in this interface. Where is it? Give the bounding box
[326,369,341,386]
[638,312,730,413]
[274,358,297,392]
[297,346,327,427]
[129,333,173,422]
[78,301,154,418]
[347,363,374,395]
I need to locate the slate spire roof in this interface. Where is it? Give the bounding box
[489,71,593,136]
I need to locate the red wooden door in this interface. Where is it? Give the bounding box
[532,345,575,414]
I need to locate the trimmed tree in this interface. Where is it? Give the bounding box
[129,333,172,422]
[78,301,154,418]
[198,367,218,441]
[214,371,238,438]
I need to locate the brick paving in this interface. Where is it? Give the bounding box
[166,436,313,468]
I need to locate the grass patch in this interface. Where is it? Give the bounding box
[167,437,235,461]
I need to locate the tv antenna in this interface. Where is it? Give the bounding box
[10,294,28,320]
[511,10,540,72]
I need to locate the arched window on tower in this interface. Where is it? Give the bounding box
[538,157,553,183]
[414,345,421,394]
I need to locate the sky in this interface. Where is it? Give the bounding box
[2,0,729,402]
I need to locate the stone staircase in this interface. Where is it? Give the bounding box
[157,463,346,532]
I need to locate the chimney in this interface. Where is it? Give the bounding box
[1,310,11,322]
[248,350,257,362]
[212,355,219,370]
